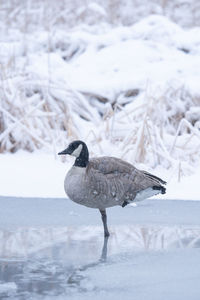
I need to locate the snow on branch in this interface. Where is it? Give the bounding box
[0,6,200,174]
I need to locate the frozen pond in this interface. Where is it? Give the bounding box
[0,197,200,299]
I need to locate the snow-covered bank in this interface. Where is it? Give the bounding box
[1,14,200,173]
[0,151,200,200]
[0,152,66,198]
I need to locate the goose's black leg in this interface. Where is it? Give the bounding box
[100,236,109,262]
[99,209,110,237]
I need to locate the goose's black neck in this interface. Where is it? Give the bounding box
[74,143,89,168]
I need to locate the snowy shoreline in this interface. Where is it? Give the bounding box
[0,151,200,200]
[1,14,200,176]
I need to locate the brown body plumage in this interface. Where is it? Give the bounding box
[65,157,165,210]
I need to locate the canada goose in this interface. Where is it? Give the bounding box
[58,140,166,237]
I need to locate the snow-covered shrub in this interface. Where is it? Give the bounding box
[0,0,200,29]
[0,2,200,174]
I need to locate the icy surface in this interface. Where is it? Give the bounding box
[0,197,200,299]
[1,197,200,227]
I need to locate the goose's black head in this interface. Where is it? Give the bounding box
[58,140,89,167]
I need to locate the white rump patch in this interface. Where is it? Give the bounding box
[133,187,160,202]
[71,144,83,157]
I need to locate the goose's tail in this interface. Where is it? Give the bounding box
[142,171,167,186]
[122,171,167,208]
[152,185,166,194]
[143,171,167,195]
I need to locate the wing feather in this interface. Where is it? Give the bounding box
[86,157,166,203]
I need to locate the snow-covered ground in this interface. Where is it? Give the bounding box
[1,14,200,173]
[0,150,200,200]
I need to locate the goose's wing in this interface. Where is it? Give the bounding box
[88,157,136,176]
[86,157,166,201]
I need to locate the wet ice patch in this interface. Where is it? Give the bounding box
[0,282,17,298]
[0,225,200,299]
[1,226,200,259]
[1,225,200,259]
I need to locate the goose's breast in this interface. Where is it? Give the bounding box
[64,167,119,209]
[64,167,86,205]
[65,175,102,208]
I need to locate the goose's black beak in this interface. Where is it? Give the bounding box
[58,148,69,155]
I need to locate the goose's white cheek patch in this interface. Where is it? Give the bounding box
[71,144,83,157]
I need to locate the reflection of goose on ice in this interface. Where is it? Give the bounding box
[67,236,109,289]
[58,140,166,237]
